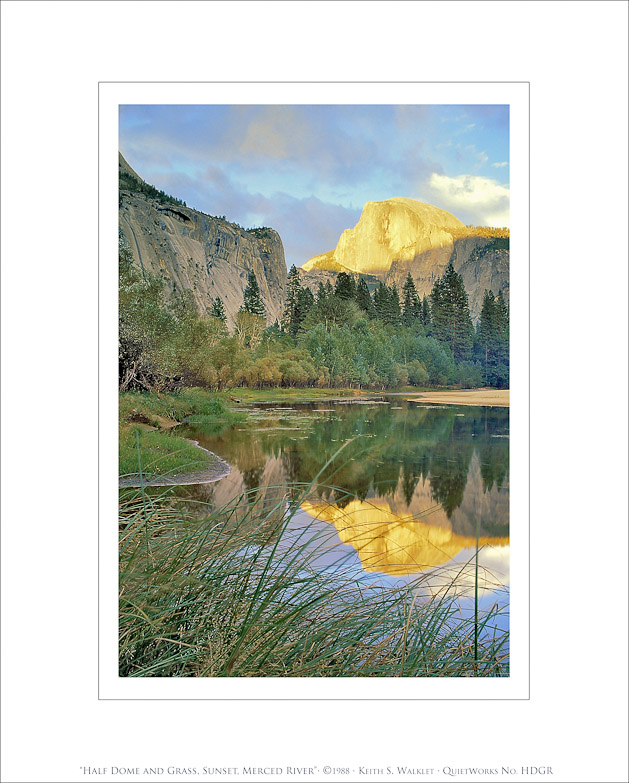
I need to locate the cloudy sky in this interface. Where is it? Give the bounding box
[119,104,509,268]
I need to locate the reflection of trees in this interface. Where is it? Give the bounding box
[401,464,420,506]
[187,402,509,531]
[429,463,469,517]
[242,465,265,491]
[478,436,509,493]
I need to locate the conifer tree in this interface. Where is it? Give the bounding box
[494,289,510,384]
[316,281,327,304]
[420,295,431,326]
[389,283,402,325]
[402,273,421,325]
[476,288,509,386]
[495,289,509,336]
[373,282,401,325]
[373,282,389,321]
[355,277,375,318]
[281,265,303,336]
[478,290,497,384]
[297,286,315,324]
[430,262,473,361]
[324,280,334,298]
[241,270,265,317]
[334,271,357,300]
[210,296,227,323]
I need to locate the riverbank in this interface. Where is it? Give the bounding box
[119,440,231,487]
[230,387,383,404]
[119,386,508,483]
[408,389,509,407]
[119,388,245,482]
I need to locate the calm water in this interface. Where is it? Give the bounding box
[175,398,509,617]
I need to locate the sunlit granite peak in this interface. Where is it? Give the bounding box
[302,198,464,275]
[299,197,509,320]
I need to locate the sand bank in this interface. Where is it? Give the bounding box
[408,389,509,407]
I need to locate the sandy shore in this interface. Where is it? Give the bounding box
[407,389,509,407]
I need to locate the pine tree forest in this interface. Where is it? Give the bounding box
[119,236,509,392]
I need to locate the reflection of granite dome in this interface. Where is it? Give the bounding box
[301,498,508,575]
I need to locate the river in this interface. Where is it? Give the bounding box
[173,397,509,631]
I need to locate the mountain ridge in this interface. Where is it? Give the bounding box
[118,154,287,325]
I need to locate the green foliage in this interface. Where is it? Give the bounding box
[210,296,227,322]
[430,263,474,362]
[118,236,507,393]
[234,311,266,349]
[118,234,180,391]
[355,277,376,317]
[401,273,421,325]
[119,388,235,424]
[118,427,213,478]
[334,271,357,300]
[300,294,361,333]
[455,360,484,389]
[246,226,274,240]
[373,281,401,325]
[119,388,246,477]
[240,270,265,317]
[476,289,509,387]
[485,235,510,252]
[420,295,431,327]
[281,265,314,337]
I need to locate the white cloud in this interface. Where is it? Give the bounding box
[426,173,510,227]
[492,161,509,168]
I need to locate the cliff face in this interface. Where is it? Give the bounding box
[118,154,286,325]
[300,197,509,320]
[385,236,509,320]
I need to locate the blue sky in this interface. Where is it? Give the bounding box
[119,104,509,269]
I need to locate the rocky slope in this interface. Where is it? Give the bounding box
[118,154,286,325]
[300,197,509,320]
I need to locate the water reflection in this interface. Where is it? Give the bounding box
[176,399,509,581]
[301,496,508,575]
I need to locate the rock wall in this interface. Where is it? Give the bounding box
[118,156,286,326]
[385,237,509,320]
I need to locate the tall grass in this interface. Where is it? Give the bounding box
[119,426,215,478]
[119,478,509,678]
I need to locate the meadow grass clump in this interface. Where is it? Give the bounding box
[118,427,214,478]
[119,388,239,425]
[119,389,247,478]
[119,482,509,678]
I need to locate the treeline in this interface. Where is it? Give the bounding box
[119,235,509,393]
[119,170,187,208]
[120,168,275,235]
[448,225,510,241]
